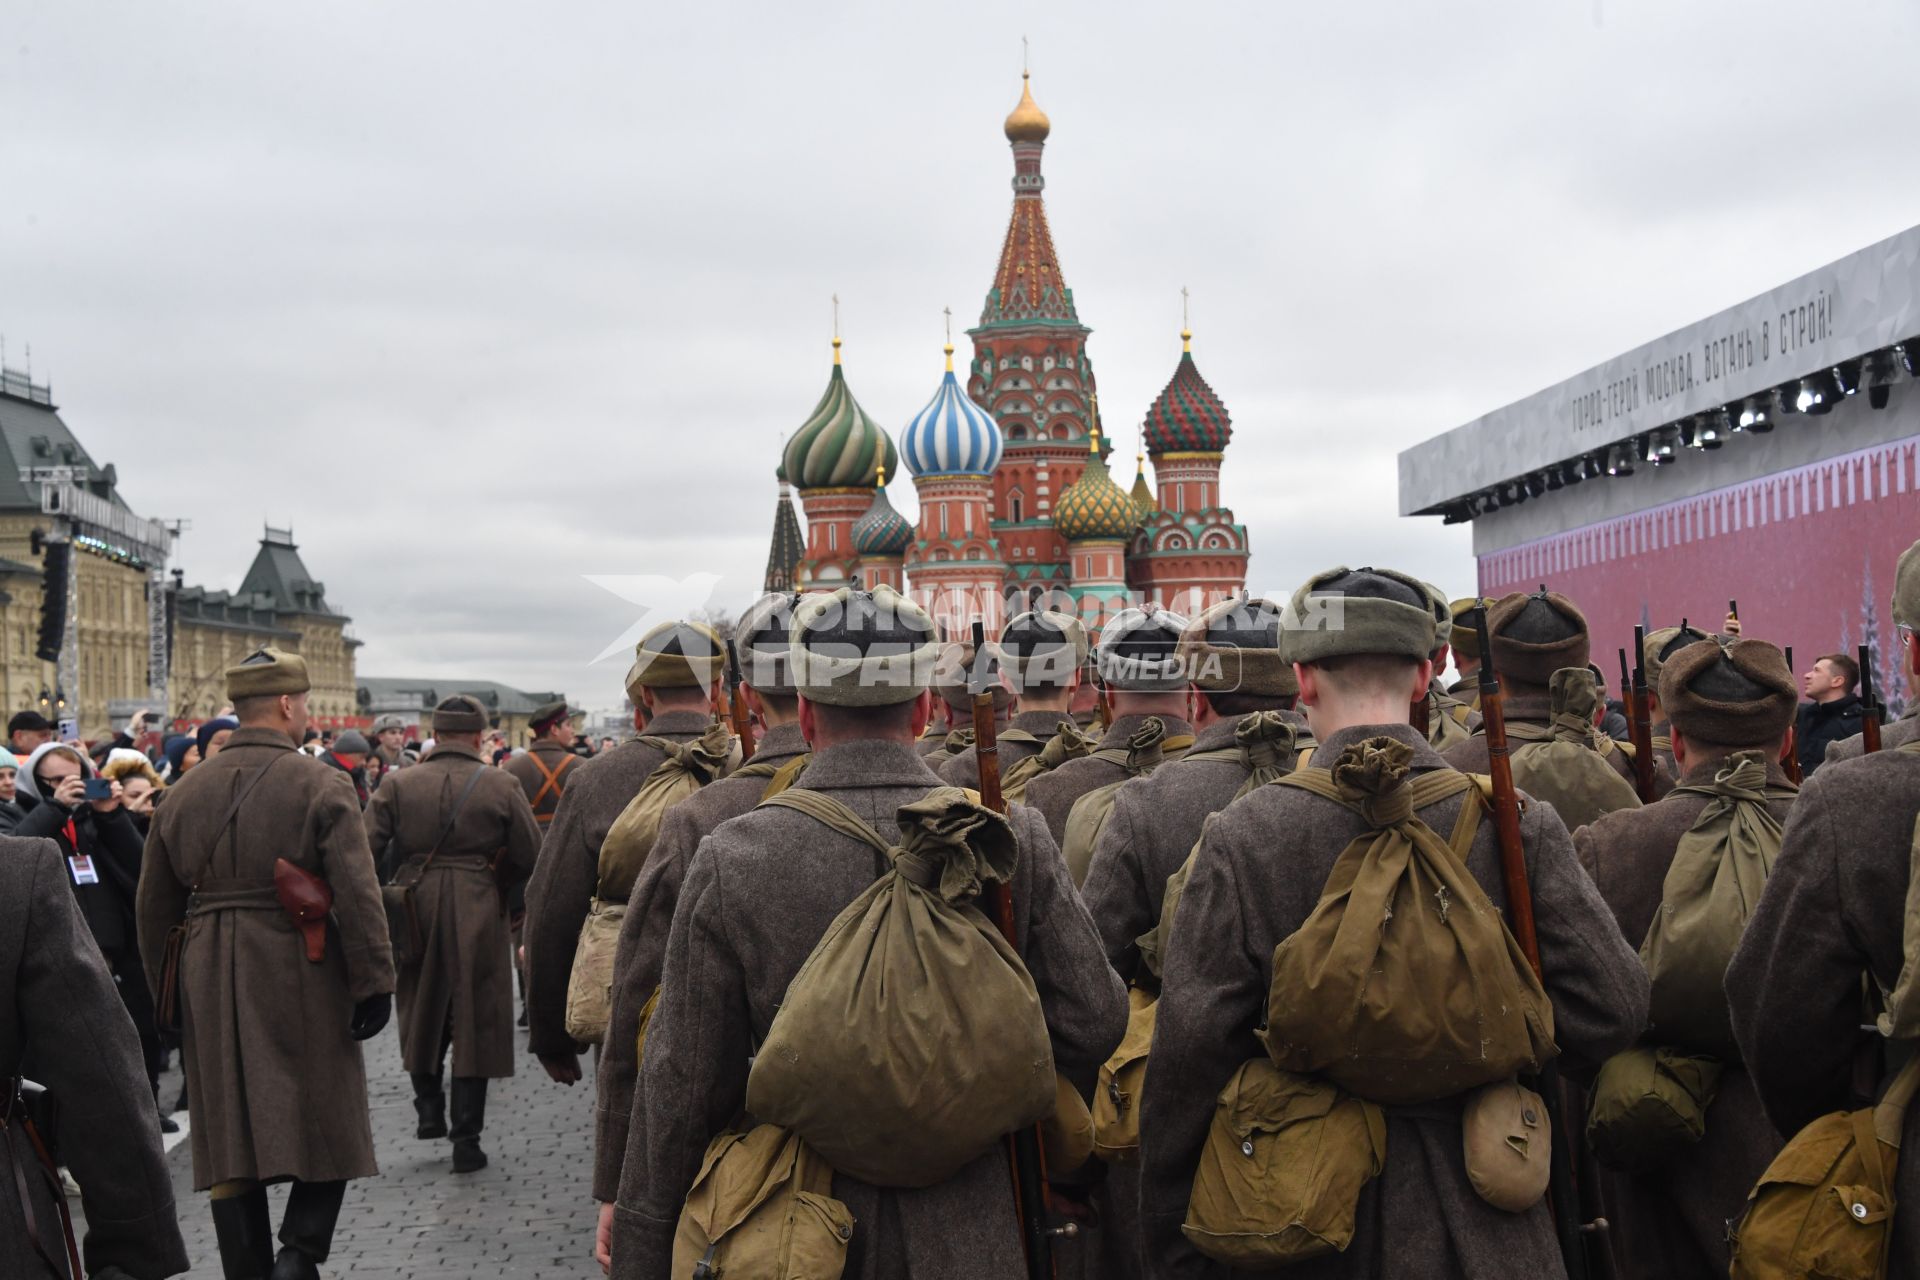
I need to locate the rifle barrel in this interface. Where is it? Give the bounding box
[724,640,756,763]
[1628,626,1657,802]
[1860,643,1884,754]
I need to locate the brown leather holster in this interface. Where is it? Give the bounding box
[273,857,335,964]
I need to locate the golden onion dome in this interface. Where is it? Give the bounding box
[1054,431,1139,542]
[1004,71,1051,144]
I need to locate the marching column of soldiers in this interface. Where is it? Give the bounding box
[7,540,1920,1280]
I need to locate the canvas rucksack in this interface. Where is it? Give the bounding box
[1060,716,1196,886]
[1000,720,1097,802]
[1504,714,1643,834]
[673,1123,854,1280]
[1640,750,1796,1061]
[1729,738,1920,1279]
[1182,1057,1387,1268]
[563,722,732,1045]
[743,786,1055,1188]
[1266,737,1557,1106]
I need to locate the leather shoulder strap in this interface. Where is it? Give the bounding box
[759,787,891,857]
[420,765,489,878]
[184,753,293,890]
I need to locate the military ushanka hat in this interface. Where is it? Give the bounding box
[432,693,489,735]
[736,592,801,697]
[626,619,725,695]
[1659,638,1797,748]
[1895,537,1920,629]
[1095,604,1191,692]
[1643,621,1714,692]
[226,647,311,700]
[998,610,1088,693]
[1177,595,1296,697]
[934,639,1013,712]
[1487,589,1590,688]
[789,584,940,707]
[1449,596,1493,662]
[1284,566,1436,664]
[370,714,406,735]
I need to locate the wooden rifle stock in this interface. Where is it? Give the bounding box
[1473,609,1594,1280]
[968,622,1057,1280]
[1628,626,1657,802]
[723,641,756,763]
[1781,646,1803,782]
[1860,643,1884,755]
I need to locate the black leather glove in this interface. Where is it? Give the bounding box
[350,992,392,1041]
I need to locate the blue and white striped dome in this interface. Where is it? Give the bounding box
[901,349,1004,479]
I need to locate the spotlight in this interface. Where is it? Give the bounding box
[1523,473,1546,500]
[1648,429,1677,466]
[1737,396,1771,432]
[1698,409,1728,449]
[1442,501,1472,525]
[1871,384,1892,410]
[1902,340,1920,378]
[1545,466,1564,491]
[1867,350,1896,410]
[1832,359,1862,396]
[1606,444,1635,477]
[1801,370,1839,415]
[1679,418,1701,449]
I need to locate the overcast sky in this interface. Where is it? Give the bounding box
[7,1,1920,712]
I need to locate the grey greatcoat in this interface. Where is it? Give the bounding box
[936,708,1063,791]
[522,709,712,1060]
[1727,742,1920,1279]
[1021,712,1195,845]
[593,721,810,1203]
[366,741,541,1079]
[1081,712,1308,985]
[1140,723,1648,1279]
[3,837,188,1279]
[1823,711,1920,764]
[136,728,394,1190]
[612,740,1128,1280]
[1573,750,1795,1277]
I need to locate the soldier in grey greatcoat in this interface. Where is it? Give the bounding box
[138,649,394,1280]
[589,594,809,1268]
[5,835,188,1279]
[1022,604,1194,858]
[1727,537,1920,1280]
[366,693,541,1174]
[940,609,1091,792]
[1574,637,1798,1277]
[610,585,1126,1279]
[1139,568,1647,1279]
[521,620,723,1084]
[1444,588,1664,804]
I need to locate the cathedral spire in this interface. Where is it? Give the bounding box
[979,67,1076,329]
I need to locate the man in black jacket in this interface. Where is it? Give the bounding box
[14,743,168,1127]
[1795,650,1864,777]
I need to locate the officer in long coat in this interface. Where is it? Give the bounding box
[1022,604,1194,859]
[939,610,1091,792]
[366,693,541,1174]
[610,585,1127,1279]
[4,835,188,1278]
[1574,637,1797,1276]
[137,649,394,1280]
[1727,540,1920,1280]
[521,620,723,1085]
[590,594,810,1266]
[1139,568,1647,1279]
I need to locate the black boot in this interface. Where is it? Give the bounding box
[210,1183,274,1280]
[449,1077,489,1173]
[410,1070,447,1139]
[271,1178,346,1279]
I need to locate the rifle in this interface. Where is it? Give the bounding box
[1780,646,1804,783]
[1473,608,1600,1280]
[1616,649,1635,743]
[724,640,756,764]
[1860,643,1884,755]
[1627,626,1657,802]
[968,622,1066,1279]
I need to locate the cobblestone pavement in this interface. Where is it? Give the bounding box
[149,1021,604,1278]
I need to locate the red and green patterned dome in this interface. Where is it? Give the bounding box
[1143,330,1232,455]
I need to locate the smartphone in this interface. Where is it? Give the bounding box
[83,777,114,801]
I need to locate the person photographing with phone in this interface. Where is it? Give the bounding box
[12,741,171,1127]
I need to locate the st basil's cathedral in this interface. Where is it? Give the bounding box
[764,71,1251,634]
